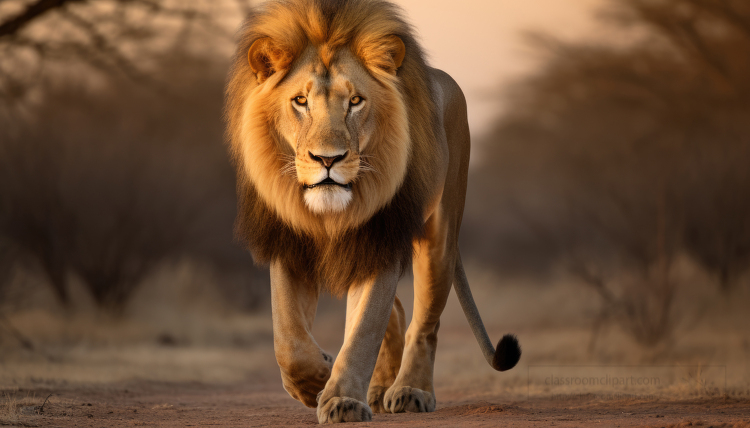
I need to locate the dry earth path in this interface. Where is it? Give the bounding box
[4,379,749,427]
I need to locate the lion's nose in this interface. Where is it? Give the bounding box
[309,151,347,169]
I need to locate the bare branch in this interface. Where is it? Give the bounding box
[686,0,750,41]
[57,8,152,83]
[628,1,732,85]
[0,0,83,39]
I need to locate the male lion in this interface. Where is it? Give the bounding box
[225,0,521,423]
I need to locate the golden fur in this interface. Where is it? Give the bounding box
[226,0,440,296]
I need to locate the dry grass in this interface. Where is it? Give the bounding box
[0,392,19,424]
[0,390,45,425]
[0,261,748,402]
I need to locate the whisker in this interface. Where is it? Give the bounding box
[279,159,298,177]
[359,160,381,175]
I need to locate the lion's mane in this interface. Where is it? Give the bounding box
[225,0,440,295]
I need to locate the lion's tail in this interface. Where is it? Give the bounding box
[453,254,521,371]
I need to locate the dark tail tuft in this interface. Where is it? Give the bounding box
[492,334,521,371]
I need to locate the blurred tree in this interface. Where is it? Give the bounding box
[465,0,750,346]
[0,0,249,119]
[0,134,72,304]
[0,77,199,311]
[0,0,263,313]
[596,0,750,292]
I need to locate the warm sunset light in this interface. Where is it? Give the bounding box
[1,1,748,426]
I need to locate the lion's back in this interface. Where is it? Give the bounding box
[425,67,471,223]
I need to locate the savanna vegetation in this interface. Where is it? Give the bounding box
[0,0,748,350]
[0,1,748,426]
[463,0,750,346]
[0,0,263,316]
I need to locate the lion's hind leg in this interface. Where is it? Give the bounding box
[367,296,407,413]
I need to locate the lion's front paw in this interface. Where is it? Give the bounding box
[383,386,435,413]
[317,397,372,424]
[280,351,335,408]
[367,385,390,413]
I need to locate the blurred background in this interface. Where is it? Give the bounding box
[0,0,748,413]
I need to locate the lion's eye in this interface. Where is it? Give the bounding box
[350,96,363,106]
[293,96,308,106]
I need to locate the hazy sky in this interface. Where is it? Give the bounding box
[392,0,607,136]
[242,0,609,137]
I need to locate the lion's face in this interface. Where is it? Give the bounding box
[232,30,411,234]
[275,48,382,214]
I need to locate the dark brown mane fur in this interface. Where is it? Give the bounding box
[226,0,439,295]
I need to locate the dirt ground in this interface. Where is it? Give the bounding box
[2,263,749,427]
[3,380,750,428]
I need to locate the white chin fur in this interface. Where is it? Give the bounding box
[304,186,352,214]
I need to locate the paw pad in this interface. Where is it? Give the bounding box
[317,396,372,423]
[383,386,435,413]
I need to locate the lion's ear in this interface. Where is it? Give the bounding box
[360,35,406,75]
[248,37,293,83]
[385,35,406,72]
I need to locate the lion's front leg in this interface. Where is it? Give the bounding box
[367,296,406,413]
[384,210,453,414]
[270,262,333,408]
[316,265,400,424]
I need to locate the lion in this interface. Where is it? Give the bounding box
[225,0,521,423]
